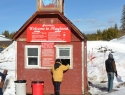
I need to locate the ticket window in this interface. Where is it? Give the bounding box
[61,59,70,66]
[56,45,73,69]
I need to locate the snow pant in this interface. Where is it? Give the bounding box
[54,81,61,95]
[0,88,3,95]
[107,72,114,92]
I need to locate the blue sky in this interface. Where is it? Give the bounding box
[0,0,124,34]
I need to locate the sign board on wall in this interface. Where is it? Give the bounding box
[27,24,71,42]
[41,42,55,66]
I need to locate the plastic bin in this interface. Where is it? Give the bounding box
[14,80,26,95]
[32,81,44,95]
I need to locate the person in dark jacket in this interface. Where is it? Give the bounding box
[51,59,69,95]
[105,53,117,92]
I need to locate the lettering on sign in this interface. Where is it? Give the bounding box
[41,42,55,66]
[27,24,71,42]
[41,42,54,48]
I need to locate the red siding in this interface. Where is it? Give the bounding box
[17,41,82,94]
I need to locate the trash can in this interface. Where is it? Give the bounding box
[14,80,26,95]
[32,81,44,95]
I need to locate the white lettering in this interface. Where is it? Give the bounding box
[29,27,45,31]
[50,27,69,31]
[42,24,54,27]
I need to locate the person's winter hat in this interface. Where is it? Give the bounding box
[55,59,62,63]
[108,53,113,59]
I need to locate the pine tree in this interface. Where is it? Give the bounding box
[114,23,118,30]
[2,30,9,38]
[121,5,125,32]
[2,30,16,39]
[97,30,102,40]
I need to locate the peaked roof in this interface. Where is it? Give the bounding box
[13,11,87,41]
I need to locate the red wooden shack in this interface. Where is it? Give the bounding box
[13,0,88,94]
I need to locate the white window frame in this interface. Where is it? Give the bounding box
[25,45,41,69]
[56,45,73,69]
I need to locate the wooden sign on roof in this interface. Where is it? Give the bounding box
[37,0,64,14]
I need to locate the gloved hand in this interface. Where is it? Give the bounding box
[115,72,118,77]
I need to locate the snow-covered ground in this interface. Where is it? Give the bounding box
[0,36,125,95]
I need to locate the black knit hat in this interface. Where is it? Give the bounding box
[108,53,113,59]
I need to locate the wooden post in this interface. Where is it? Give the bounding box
[0,69,8,88]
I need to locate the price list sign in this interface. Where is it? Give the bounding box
[41,42,55,66]
[27,24,71,42]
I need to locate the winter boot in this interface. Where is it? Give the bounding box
[54,90,60,95]
[56,90,60,95]
[54,90,57,95]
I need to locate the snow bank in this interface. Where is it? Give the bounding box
[0,41,16,62]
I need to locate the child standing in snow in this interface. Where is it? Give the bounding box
[105,53,117,92]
